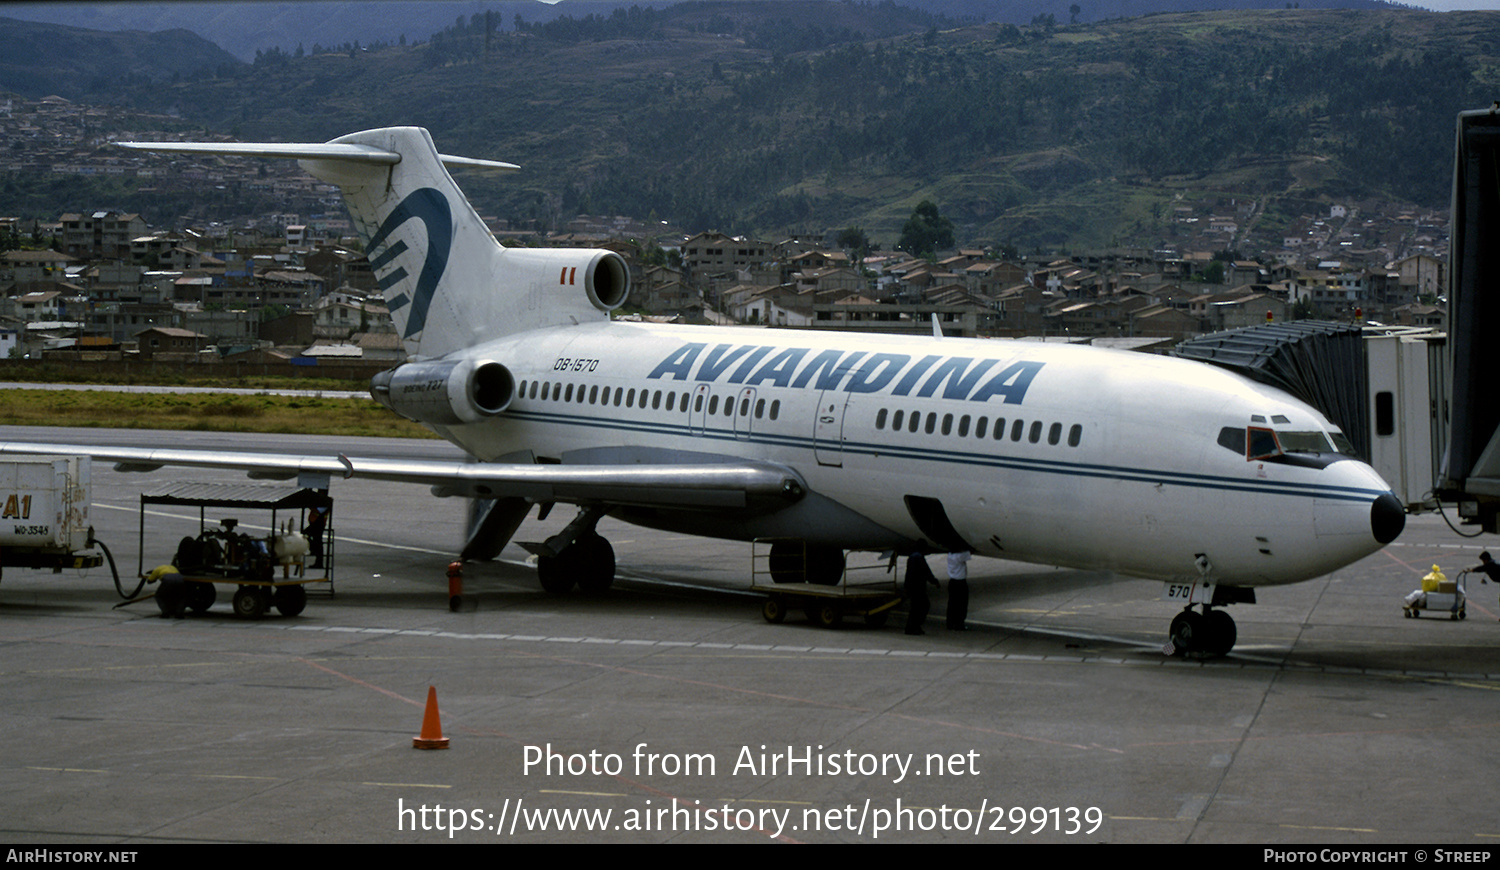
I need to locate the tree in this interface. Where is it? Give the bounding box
[836,225,870,264]
[897,201,954,259]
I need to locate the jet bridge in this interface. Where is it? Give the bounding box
[1436,105,1500,533]
[1172,320,1370,460]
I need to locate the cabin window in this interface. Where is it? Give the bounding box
[925,412,937,435]
[665,392,675,411]
[909,411,920,433]
[993,418,1006,440]
[976,417,988,439]
[739,397,749,416]
[770,400,780,420]
[892,410,904,431]
[626,388,636,406]
[564,384,574,402]
[1048,422,1062,445]
[941,413,953,436]
[1068,424,1082,447]
[682,392,691,412]
[652,390,662,410]
[708,395,718,414]
[876,409,888,429]
[1011,419,1024,441]
[529,381,538,400]
[958,415,970,438]
[518,379,528,398]
[724,398,734,417]
[589,385,598,404]
[756,398,766,419]
[1028,421,1042,443]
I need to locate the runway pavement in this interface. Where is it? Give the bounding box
[2,428,1498,844]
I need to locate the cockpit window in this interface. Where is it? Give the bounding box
[1329,430,1355,455]
[1277,431,1336,453]
[1247,427,1280,460]
[1217,427,1245,454]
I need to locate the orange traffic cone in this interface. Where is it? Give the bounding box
[413,685,450,750]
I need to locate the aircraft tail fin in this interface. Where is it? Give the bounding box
[121,127,629,360]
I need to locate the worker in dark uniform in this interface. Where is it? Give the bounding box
[305,503,330,570]
[904,551,939,635]
[1472,551,1500,621]
[1471,551,1499,583]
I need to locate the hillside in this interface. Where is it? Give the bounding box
[3,5,1495,250]
[0,16,240,100]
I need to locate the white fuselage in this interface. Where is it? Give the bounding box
[432,321,1396,588]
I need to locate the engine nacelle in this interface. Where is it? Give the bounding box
[370,358,515,426]
[500,247,631,313]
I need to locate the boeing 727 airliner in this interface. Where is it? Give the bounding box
[0,127,1405,655]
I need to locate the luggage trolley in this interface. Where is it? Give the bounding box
[137,482,336,618]
[1402,566,1467,621]
[750,538,902,628]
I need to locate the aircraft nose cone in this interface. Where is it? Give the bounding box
[1371,493,1405,544]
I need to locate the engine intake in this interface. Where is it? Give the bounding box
[371,358,514,426]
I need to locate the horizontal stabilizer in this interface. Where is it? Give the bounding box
[117,140,519,172]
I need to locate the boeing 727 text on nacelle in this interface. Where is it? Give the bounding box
[0,127,1405,655]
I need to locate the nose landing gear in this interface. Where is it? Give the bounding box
[1168,605,1237,657]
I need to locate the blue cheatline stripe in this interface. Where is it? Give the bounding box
[496,407,1388,505]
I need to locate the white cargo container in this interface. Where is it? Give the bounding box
[0,455,91,554]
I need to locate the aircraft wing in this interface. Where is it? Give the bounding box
[0,442,806,512]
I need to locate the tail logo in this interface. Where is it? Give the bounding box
[366,188,453,339]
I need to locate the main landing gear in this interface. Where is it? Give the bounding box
[523,506,616,595]
[1168,605,1237,657]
